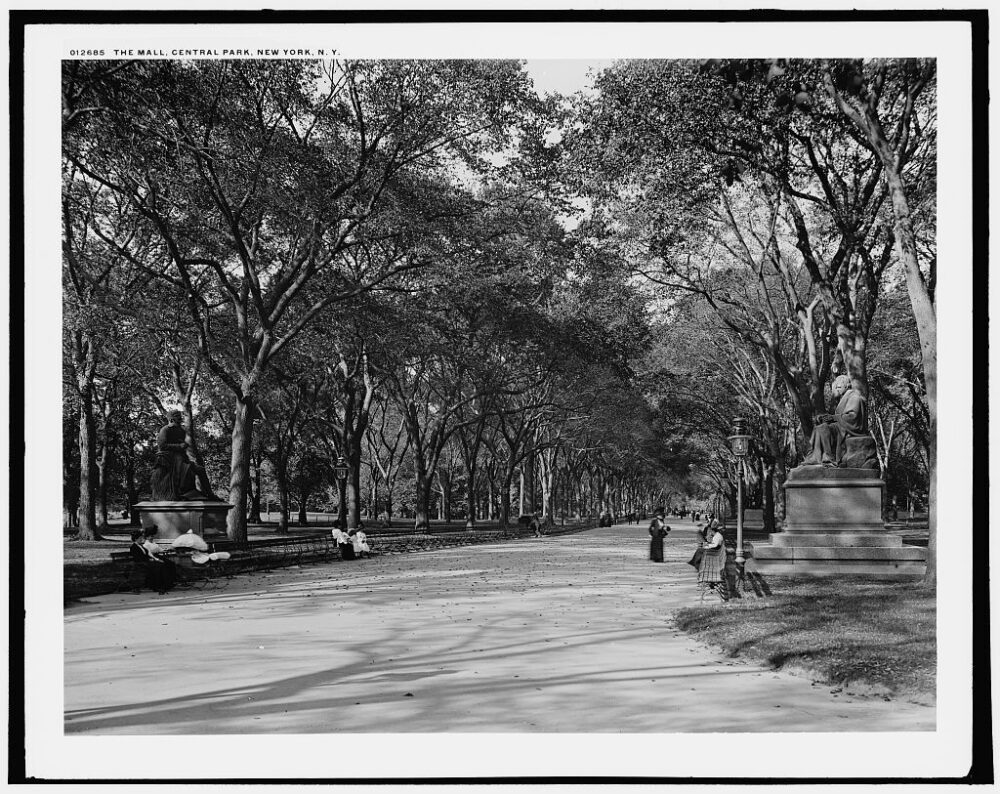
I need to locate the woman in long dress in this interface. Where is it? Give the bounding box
[648,509,669,562]
[129,528,176,594]
[351,527,371,558]
[332,527,355,560]
[697,519,728,600]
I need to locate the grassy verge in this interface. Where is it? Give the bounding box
[674,577,935,703]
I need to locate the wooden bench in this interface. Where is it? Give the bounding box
[236,533,333,569]
[109,546,253,592]
[110,551,151,593]
[110,532,338,592]
[110,549,197,592]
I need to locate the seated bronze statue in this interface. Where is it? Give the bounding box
[150,411,219,501]
[792,375,879,478]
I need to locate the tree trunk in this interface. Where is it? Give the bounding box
[177,372,205,467]
[277,486,290,534]
[247,455,263,524]
[883,165,937,586]
[500,469,513,529]
[524,447,536,515]
[440,469,453,522]
[96,441,110,531]
[465,464,477,529]
[125,454,140,527]
[487,476,495,522]
[925,447,937,586]
[835,82,937,585]
[272,458,290,534]
[726,477,738,518]
[563,472,572,521]
[541,460,553,519]
[65,482,80,527]
[298,494,308,526]
[226,393,255,543]
[76,386,100,540]
[347,451,362,530]
[763,462,776,533]
[336,477,347,528]
[414,471,432,531]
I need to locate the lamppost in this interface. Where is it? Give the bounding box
[727,417,752,572]
[334,455,349,482]
[334,455,349,527]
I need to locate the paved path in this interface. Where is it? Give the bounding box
[64,524,934,733]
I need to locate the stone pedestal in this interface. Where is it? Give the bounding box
[740,508,767,539]
[133,501,233,543]
[749,472,926,580]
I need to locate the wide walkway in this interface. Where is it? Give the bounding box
[64,523,934,733]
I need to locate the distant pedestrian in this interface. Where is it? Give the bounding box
[648,508,670,563]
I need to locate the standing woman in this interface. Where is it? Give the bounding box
[648,507,669,562]
[697,517,728,600]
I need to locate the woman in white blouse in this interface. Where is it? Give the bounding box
[351,525,371,558]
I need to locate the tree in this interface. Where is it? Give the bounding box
[569,59,908,437]
[567,58,935,551]
[63,58,536,541]
[819,59,937,582]
[257,370,327,533]
[62,170,156,539]
[364,400,411,523]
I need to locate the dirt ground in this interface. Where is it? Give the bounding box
[64,524,934,735]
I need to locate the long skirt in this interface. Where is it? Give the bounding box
[649,537,664,562]
[697,546,725,584]
[144,560,176,593]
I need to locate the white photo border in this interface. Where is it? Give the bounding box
[18,12,978,781]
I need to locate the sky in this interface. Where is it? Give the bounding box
[523,59,615,96]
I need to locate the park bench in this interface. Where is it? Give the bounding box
[109,532,333,592]
[110,542,256,592]
[236,533,334,569]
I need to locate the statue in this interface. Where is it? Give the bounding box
[150,410,219,501]
[791,375,879,478]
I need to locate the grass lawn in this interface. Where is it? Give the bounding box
[674,577,936,703]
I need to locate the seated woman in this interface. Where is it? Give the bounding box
[129,528,176,594]
[332,527,355,560]
[350,525,371,558]
[697,518,728,601]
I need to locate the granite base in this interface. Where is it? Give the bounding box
[134,500,233,543]
[750,475,926,580]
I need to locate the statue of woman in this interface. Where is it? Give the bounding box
[150,411,217,500]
